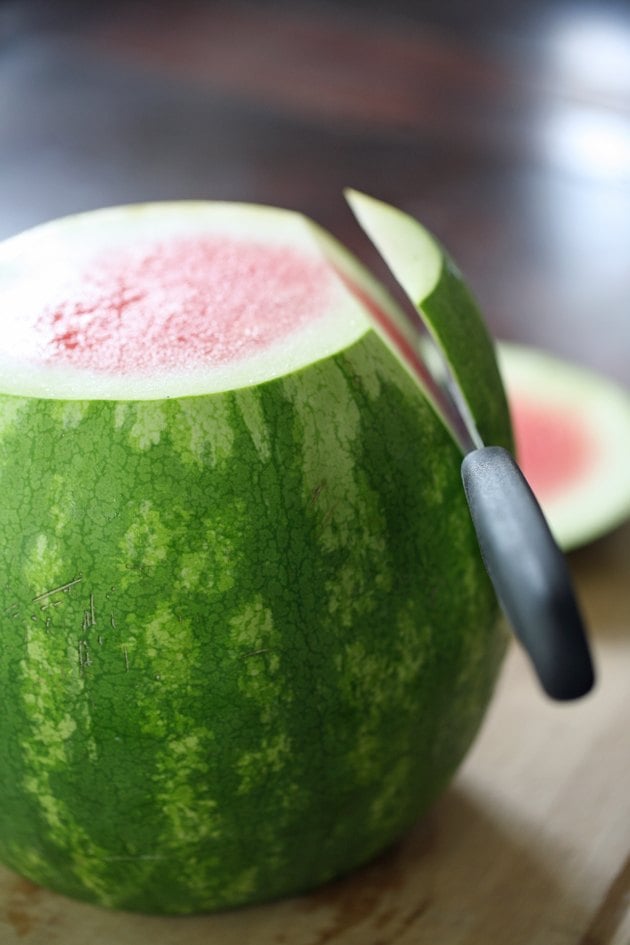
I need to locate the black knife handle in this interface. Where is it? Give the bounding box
[461,446,595,700]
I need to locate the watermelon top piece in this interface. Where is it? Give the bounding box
[0,202,376,401]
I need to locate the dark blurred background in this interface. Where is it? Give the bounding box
[1,0,629,383]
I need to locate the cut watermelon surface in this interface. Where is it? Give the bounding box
[34,237,335,374]
[498,343,630,551]
[0,202,373,399]
[0,200,511,913]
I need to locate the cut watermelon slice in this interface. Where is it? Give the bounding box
[498,342,630,551]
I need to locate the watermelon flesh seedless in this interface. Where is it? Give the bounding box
[29,236,339,376]
[0,201,511,913]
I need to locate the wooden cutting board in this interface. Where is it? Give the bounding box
[0,523,628,945]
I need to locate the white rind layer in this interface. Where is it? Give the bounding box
[0,202,393,401]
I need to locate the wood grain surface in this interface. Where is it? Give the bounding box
[0,1,629,941]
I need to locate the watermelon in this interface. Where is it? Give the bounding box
[498,343,630,551]
[0,199,511,914]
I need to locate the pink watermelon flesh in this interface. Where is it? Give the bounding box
[510,395,595,501]
[33,237,334,374]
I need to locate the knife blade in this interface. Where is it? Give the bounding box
[345,190,594,701]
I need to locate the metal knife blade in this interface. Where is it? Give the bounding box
[345,190,594,700]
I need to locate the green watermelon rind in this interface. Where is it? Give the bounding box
[0,201,511,914]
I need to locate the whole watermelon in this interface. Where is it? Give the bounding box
[0,198,511,913]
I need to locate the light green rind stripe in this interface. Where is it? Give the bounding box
[0,329,508,913]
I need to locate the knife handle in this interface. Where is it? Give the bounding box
[461,446,595,700]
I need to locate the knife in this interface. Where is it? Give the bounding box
[345,190,594,701]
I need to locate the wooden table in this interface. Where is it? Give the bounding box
[1,2,629,941]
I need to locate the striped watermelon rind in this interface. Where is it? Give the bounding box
[0,200,510,913]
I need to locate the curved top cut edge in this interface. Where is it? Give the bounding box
[345,189,442,301]
[345,190,512,452]
[0,201,375,401]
